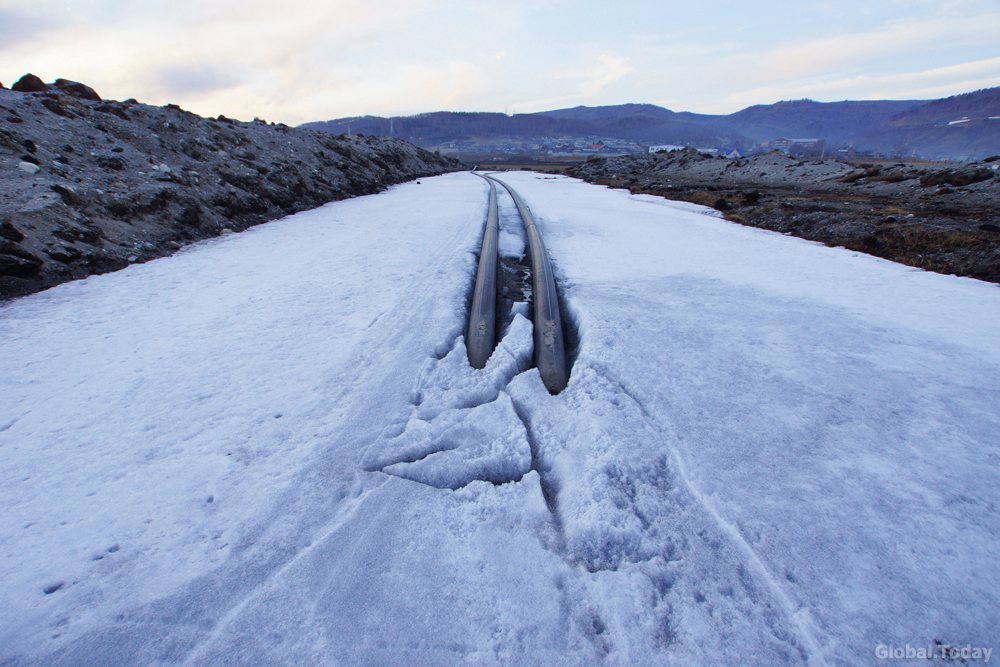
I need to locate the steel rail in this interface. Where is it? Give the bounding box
[466,173,499,369]
[487,175,569,394]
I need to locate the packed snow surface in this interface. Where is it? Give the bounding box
[1,172,998,666]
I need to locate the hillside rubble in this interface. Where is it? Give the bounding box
[567,148,1000,283]
[0,74,461,299]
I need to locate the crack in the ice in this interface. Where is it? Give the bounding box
[361,312,535,491]
[510,393,565,548]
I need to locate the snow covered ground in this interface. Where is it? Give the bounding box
[2,171,998,665]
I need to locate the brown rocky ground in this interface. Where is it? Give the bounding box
[0,74,462,300]
[567,148,1000,284]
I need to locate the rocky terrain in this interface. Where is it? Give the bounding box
[0,74,461,300]
[567,148,1000,284]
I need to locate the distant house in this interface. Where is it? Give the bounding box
[764,138,820,152]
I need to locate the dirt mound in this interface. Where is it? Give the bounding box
[0,77,462,300]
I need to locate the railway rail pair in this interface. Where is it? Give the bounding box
[467,174,569,394]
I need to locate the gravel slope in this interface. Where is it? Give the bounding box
[0,75,462,300]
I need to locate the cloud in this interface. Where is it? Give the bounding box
[719,56,1000,110]
[578,56,634,96]
[153,65,248,97]
[2,0,998,122]
[551,55,634,96]
[756,10,1000,82]
[0,7,66,55]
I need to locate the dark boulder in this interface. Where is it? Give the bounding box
[96,155,126,171]
[0,239,43,276]
[0,221,25,242]
[920,168,994,188]
[94,103,129,120]
[53,79,101,101]
[40,98,70,118]
[52,223,100,244]
[44,244,82,263]
[11,73,48,93]
[0,253,43,277]
[50,184,81,206]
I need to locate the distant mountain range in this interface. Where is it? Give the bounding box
[301,87,1000,161]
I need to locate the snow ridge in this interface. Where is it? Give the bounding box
[179,483,373,667]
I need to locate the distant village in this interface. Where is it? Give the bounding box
[432,136,870,160]
[319,91,998,163]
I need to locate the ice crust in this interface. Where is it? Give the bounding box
[363,314,534,489]
[1,171,998,666]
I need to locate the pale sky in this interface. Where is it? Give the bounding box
[2,0,999,125]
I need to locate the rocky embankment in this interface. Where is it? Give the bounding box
[567,148,1000,284]
[0,74,462,299]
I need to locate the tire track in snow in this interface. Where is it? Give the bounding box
[666,445,829,666]
[583,361,830,666]
[179,482,376,667]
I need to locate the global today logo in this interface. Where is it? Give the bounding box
[875,643,993,662]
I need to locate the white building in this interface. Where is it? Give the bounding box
[649,145,685,153]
